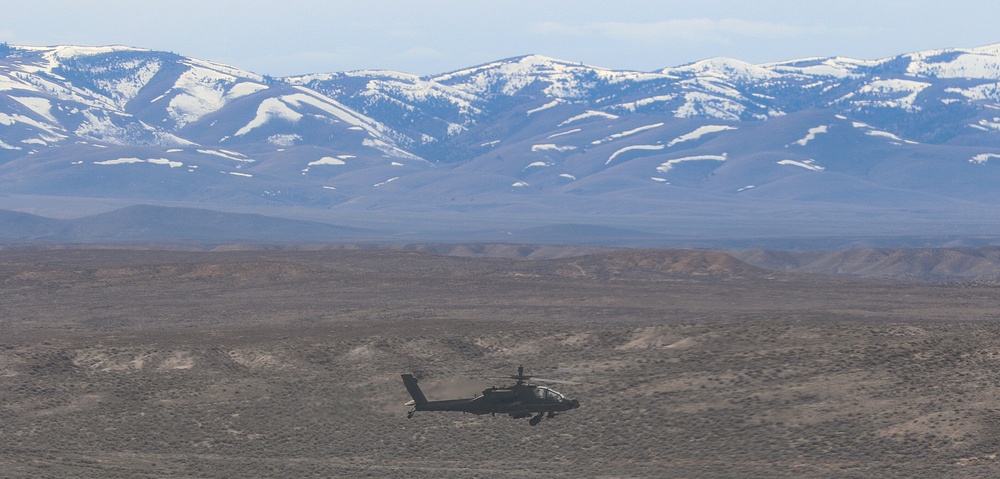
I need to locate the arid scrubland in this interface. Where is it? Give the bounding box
[2,249,1000,478]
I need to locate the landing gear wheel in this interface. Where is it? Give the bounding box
[529,413,543,426]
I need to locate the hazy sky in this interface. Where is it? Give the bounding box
[3,0,1000,76]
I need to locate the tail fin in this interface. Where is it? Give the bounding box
[401,373,428,405]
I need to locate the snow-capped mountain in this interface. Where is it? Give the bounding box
[0,45,427,204]
[5,42,1000,246]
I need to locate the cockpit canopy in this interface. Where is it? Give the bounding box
[533,386,565,401]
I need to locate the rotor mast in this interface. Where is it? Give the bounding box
[512,365,530,386]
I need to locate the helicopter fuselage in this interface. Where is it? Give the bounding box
[402,371,580,424]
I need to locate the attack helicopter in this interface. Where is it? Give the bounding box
[402,366,580,426]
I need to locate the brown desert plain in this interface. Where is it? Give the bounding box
[2,246,1000,478]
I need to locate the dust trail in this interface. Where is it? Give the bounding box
[419,379,491,399]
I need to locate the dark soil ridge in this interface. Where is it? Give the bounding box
[8,243,1000,281]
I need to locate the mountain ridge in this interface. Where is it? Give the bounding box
[5,42,1000,246]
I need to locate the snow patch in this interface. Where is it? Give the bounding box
[308,157,346,166]
[656,154,727,173]
[526,99,564,115]
[777,159,824,171]
[524,161,551,169]
[558,110,618,126]
[284,88,384,137]
[531,144,576,152]
[0,72,28,92]
[592,123,664,145]
[866,130,904,141]
[94,158,144,165]
[946,83,1000,103]
[971,153,1000,164]
[93,157,181,167]
[975,118,1000,131]
[198,149,254,162]
[607,144,665,165]
[766,56,874,78]
[362,137,426,162]
[267,134,301,146]
[10,96,57,123]
[613,95,677,113]
[235,98,303,136]
[0,112,66,138]
[166,65,237,127]
[853,79,931,111]
[852,122,916,144]
[228,81,268,98]
[674,92,746,121]
[547,128,581,139]
[667,125,736,147]
[74,110,136,144]
[905,47,1000,79]
[792,125,829,146]
[147,158,183,168]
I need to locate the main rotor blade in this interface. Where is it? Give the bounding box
[533,378,580,385]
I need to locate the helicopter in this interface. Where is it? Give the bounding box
[401,365,580,426]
